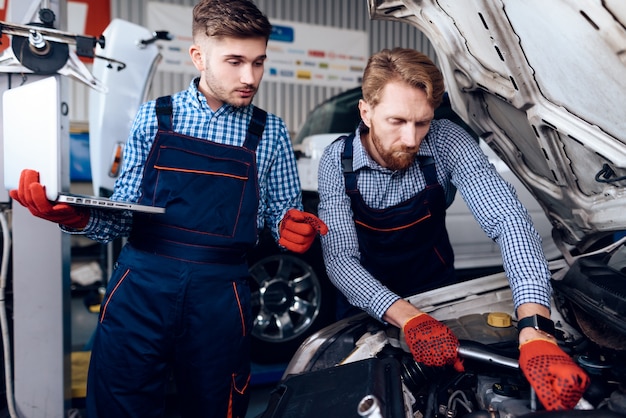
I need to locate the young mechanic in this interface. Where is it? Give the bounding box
[10,0,326,417]
[317,47,589,411]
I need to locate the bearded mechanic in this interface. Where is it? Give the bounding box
[10,0,326,417]
[317,47,589,411]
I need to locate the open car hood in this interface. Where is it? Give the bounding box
[368,0,626,252]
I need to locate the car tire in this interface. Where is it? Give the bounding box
[247,233,335,364]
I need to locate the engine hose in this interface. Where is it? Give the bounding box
[457,340,519,369]
[423,383,438,418]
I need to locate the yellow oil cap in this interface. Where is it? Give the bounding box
[487,312,512,328]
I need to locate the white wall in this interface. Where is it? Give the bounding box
[69,0,435,136]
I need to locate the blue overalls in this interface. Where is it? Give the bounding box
[336,133,457,319]
[86,96,266,418]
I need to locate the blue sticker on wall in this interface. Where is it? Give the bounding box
[270,25,294,43]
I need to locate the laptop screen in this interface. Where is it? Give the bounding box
[3,76,64,201]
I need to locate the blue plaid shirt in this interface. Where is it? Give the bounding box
[318,120,552,321]
[80,78,302,243]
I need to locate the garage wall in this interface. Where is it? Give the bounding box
[70,0,435,135]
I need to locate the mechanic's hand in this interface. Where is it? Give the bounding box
[519,338,589,410]
[403,313,464,371]
[10,169,89,229]
[278,208,328,253]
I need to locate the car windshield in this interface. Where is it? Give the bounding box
[293,87,362,145]
[293,87,478,146]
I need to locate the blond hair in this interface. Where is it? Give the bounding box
[362,48,445,109]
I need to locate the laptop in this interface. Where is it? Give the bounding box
[2,76,165,214]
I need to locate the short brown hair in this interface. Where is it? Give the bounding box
[361,48,445,109]
[192,0,271,42]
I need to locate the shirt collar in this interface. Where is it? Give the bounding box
[352,125,379,171]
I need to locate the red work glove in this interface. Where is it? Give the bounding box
[403,313,464,371]
[278,208,328,254]
[10,169,89,229]
[519,338,590,411]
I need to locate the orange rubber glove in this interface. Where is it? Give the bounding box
[519,338,590,411]
[278,208,328,254]
[403,313,464,372]
[10,169,89,229]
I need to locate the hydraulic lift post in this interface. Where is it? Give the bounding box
[1,1,72,416]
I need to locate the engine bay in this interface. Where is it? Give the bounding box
[263,312,625,417]
[263,256,626,418]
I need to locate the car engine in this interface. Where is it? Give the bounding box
[261,244,626,418]
[264,279,626,418]
[263,312,625,418]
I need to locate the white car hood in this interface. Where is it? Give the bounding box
[368,0,626,250]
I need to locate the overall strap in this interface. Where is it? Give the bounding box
[243,106,267,152]
[418,156,438,186]
[155,95,173,131]
[340,132,357,192]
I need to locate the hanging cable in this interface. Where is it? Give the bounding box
[595,163,626,184]
[0,208,17,417]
